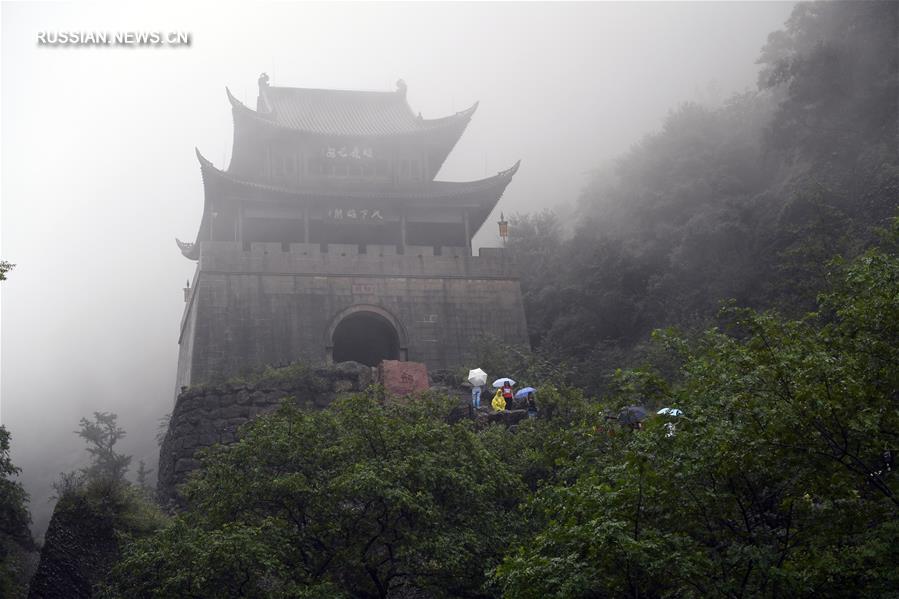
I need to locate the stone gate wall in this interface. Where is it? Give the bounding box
[158,361,373,507]
[175,242,529,389]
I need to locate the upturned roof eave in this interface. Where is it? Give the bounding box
[176,148,218,260]
[196,147,519,202]
[226,86,477,141]
[179,150,517,257]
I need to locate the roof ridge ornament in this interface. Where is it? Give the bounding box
[396,78,407,97]
[252,75,274,115]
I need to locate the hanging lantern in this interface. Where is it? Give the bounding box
[497,212,509,243]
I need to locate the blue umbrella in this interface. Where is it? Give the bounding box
[514,387,537,399]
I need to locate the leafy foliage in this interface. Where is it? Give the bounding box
[76,412,132,483]
[507,1,899,394]
[134,460,155,504]
[54,477,168,540]
[222,360,329,391]
[0,427,33,598]
[33,417,166,599]
[758,1,898,161]
[494,221,899,598]
[0,261,13,282]
[106,394,525,598]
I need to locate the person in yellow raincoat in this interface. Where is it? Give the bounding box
[491,387,506,412]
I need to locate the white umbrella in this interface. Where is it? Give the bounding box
[657,407,684,417]
[492,377,516,388]
[467,368,488,387]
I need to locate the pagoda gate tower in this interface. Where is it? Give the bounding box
[175,76,528,387]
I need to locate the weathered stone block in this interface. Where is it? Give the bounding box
[252,393,275,406]
[174,458,202,473]
[196,432,220,447]
[218,404,249,420]
[161,363,388,508]
[332,379,355,392]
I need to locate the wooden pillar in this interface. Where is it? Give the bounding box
[463,209,471,252]
[400,210,408,252]
[303,204,310,244]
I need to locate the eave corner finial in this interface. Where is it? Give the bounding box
[258,72,270,90]
[175,237,196,257]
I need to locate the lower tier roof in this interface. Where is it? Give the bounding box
[178,150,519,260]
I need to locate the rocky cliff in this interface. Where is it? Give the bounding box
[27,493,120,599]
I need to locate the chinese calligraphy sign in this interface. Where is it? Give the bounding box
[325,146,374,160]
[326,208,385,222]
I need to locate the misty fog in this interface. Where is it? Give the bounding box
[1,1,795,537]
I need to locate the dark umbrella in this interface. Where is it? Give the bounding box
[618,405,649,426]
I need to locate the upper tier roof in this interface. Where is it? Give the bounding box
[195,148,519,202]
[227,80,478,138]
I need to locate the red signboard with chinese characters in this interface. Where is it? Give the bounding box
[378,360,429,396]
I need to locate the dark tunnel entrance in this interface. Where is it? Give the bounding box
[331,311,401,367]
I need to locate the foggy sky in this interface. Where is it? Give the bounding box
[1,1,795,535]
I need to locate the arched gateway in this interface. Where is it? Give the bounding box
[327,306,407,366]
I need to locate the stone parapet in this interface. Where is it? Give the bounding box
[197,241,516,279]
[158,361,374,508]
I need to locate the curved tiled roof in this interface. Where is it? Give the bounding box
[179,150,519,260]
[227,85,478,137]
[196,148,518,201]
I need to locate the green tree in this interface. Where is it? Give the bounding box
[31,413,166,599]
[0,261,13,281]
[106,393,524,598]
[758,1,899,160]
[495,220,899,597]
[0,427,33,598]
[77,412,131,483]
[508,1,899,394]
[134,461,152,490]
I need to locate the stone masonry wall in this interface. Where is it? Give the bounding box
[158,361,373,508]
[175,242,529,389]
